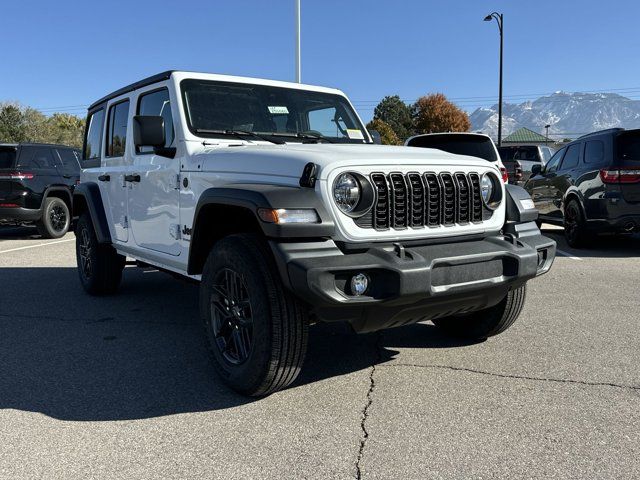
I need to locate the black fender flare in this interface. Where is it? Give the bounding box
[188,184,335,274]
[72,182,111,244]
[42,185,73,207]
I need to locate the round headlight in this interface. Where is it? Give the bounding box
[480,172,502,210]
[333,173,361,214]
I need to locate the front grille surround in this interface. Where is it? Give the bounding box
[363,171,489,231]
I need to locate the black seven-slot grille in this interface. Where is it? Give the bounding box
[358,172,484,230]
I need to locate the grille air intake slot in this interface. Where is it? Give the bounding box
[364,171,485,231]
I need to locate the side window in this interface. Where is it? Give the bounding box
[106,100,130,157]
[56,148,81,173]
[137,89,175,153]
[17,147,56,169]
[560,143,581,170]
[584,140,605,164]
[84,109,105,160]
[545,147,565,174]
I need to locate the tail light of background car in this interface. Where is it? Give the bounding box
[0,171,35,180]
[0,203,20,208]
[599,168,640,184]
[500,167,509,183]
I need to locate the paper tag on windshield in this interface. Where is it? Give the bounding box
[347,129,364,140]
[268,106,289,114]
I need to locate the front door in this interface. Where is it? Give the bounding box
[127,87,181,256]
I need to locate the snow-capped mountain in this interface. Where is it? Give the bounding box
[469,92,640,140]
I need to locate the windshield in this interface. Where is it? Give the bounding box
[407,134,498,162]
[0,147,17,169]
[181,79,369,143]
[616,130,640,166]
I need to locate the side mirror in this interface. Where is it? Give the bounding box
[368,129,382,145]
[531,164,542,176]
[133,115,165,148]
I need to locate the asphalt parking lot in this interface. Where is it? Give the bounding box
[0,225,639,479]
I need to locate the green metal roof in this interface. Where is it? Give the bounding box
[503,127,549,143]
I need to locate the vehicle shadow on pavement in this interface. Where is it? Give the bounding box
[541,227,640,258]
[0,266,477,421]
[0,225,42,240]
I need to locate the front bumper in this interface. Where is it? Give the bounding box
[270,222,555,332]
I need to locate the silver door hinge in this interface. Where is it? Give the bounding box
[122,215,129,229]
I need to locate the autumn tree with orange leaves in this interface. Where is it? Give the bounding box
[412,93,471,134]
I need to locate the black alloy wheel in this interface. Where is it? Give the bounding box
[209,268,254,365]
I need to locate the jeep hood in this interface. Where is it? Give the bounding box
[189,143,497,181]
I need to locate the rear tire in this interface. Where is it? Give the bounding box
[564,199,590,248]
[200,233,308,396]
[433,285,526,340]
[37,197,70,238]
[75,213,125,295]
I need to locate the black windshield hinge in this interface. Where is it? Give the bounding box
[299,162,318,188]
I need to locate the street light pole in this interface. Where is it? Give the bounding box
[295,0,301,83]
[545,124,550,145]
[484,12,504,146]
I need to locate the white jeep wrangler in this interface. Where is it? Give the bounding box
[74,71,556,395]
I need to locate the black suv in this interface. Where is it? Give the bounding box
[0,143,81,238]
[524,128,640,247]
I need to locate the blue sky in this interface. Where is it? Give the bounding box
[2,0,639,121]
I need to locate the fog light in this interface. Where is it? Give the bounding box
[350,273,369,296]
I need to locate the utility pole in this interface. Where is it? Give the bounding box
[295,0,301,83]
[545,124,550,145]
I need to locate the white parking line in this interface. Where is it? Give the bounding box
[0,238,75,254]
[556,249,582,261]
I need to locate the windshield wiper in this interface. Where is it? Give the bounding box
[195,129,285,145]
[267,132,336,143]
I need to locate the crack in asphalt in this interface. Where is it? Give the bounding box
[380,363,640,391]
[355,334,381,480]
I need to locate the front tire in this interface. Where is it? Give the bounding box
[200,234,308,396]
[433,285,526,340]
[75,213,125,295]
[37,197,70,238]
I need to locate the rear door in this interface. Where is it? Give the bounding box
[54,148,81,188]
[615,130,640,203]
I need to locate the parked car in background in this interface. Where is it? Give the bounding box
[406,133,509,183]
[524,128,640,247]
[498,145,554,185]
[0,143,80,238]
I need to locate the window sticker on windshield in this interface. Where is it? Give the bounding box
[347,129,364,140]
[268,106,289,114]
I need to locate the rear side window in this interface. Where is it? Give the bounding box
[616,131,640,166]
[407,134,498,162]
[0,147,17,169]
[584,141,605,165]
[137,89,175,153]
[560,144,580,170]
[84,109,105,160]
[18,147,56,169]
[56,148,81,173]
[106,100,130,157]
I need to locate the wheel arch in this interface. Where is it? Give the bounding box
[563,188,587,218]
[72,182,112,244]
[187,185,334,276]
[43,186,73,211]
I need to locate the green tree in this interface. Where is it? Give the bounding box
[372,95,413,141]
[0,102,85,148]
[366,118,400,145]
[412,93,471,134]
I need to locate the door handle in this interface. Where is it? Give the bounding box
[125,174,141,183]
[98,174,110,182]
